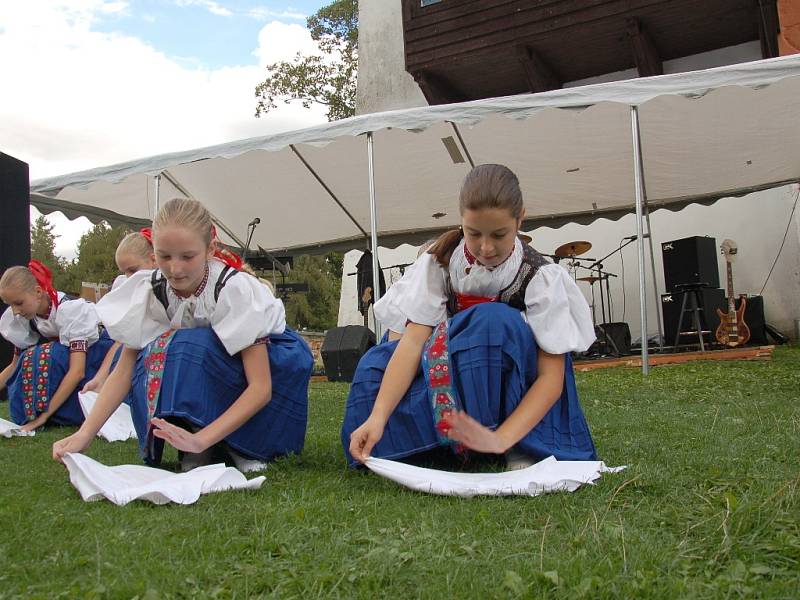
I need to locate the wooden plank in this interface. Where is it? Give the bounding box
[574,346,774,372]
[516,45,562,92]
[626,18,663,77]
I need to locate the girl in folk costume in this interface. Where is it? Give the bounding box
[344,164,598,469]
[53,199,313,472]
[0,261,114,430]
[83,228,157,393]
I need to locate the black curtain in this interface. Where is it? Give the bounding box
[356,249,386,316]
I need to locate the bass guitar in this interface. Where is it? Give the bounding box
[715,239,750,347]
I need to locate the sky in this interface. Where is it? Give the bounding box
[1,0,331,259]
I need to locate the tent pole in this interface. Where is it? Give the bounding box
[153,173,161,216]
[630,106,649,375]
[366,132,382,338]
[644,203,664,352]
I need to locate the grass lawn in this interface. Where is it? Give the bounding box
[1,346,798,599]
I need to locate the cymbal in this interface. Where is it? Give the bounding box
[577,276,605,284]
[518,233,532,244]
[554,240,592,257]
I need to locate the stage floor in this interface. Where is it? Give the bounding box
[574,345,775,371]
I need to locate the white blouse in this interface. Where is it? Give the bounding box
[373,238,595,354]
[96,259,286,355]
[0,292,102,351]
[110,274,127,291]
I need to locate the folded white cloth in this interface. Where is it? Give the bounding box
[62,453,266,505]
[364,455,625,497]
[78,391,137,442]
[0,417,35,438]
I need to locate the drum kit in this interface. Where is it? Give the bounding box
[550,240,622,356]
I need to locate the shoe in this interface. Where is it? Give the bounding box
[227,448,268,473]
[504,448,536,471]
[178,447,217,472]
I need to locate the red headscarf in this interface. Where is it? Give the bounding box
[210,225,244,270]
[27,259,59,311]
[139,227,153,245]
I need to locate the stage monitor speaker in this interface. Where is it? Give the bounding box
[0,153,31,372]
[596,322,631,355]
[661,287,725,345]
[725,295,767,346]
[661,236,720,292]
[321,325,376,382]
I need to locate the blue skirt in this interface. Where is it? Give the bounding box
[8,331,115,426]
[130,327,313,463]
[341,302,597,466]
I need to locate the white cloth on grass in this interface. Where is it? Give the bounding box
[62,452,265,506]
[78,391,136,442]
[0,417,35,438]
[364,455,625,497]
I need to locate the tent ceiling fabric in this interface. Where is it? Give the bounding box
[29,55,800,254]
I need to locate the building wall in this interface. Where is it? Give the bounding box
[356,0,427,115]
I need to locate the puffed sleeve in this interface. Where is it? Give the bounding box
[110,274,127,291]
[212,273,286,355]
[524,263,596,354]
[373,253,448,328]
[53,298,101,349]
[96,270,170,350]
[0,307,38,351]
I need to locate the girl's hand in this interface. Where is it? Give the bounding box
[151,418,208,454]
[81,376,104,393]
[445,411,509,454]
[53,429,93,462]
[21,414,48,432]
[349,416,386,464]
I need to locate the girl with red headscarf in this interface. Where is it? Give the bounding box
[0,261,114,430]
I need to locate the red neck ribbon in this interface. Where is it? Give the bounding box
[210,225,244,270]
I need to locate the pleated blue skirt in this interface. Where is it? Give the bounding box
[8,331,115,426]
[341,302,597,466]
[130,327,313,463]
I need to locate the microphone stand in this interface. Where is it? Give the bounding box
[242,219,259,262]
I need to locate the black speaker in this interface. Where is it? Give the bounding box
[661,236,720,292]
[0,153,31,371]
[724,295,767,346]
[661,287,725,345]
[321,325,376,382]
[596,322,631,355]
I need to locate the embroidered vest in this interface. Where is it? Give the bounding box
[445,244,550,317]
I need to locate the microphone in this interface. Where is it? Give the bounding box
[248,217,261,227]
[623,233,650,241]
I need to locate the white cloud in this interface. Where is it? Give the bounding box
[175,0,233,17]
[248,7,306,21]
[1,4,327,180]
[1,1,327,257]
[254,20,320,66]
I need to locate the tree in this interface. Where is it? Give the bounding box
[255,0,358,121]
[63,223,131,292]
[281,252,343,331]
[30,215,69,290]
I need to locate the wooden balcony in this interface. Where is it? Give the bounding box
[402,0,779,104]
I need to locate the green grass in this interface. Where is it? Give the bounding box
[1,346,799,599]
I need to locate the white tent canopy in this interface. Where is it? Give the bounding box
[28,54,800,373]
[31,54,800,256]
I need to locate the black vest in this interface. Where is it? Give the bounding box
[150,266,239,312]
[445,244,550,317]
